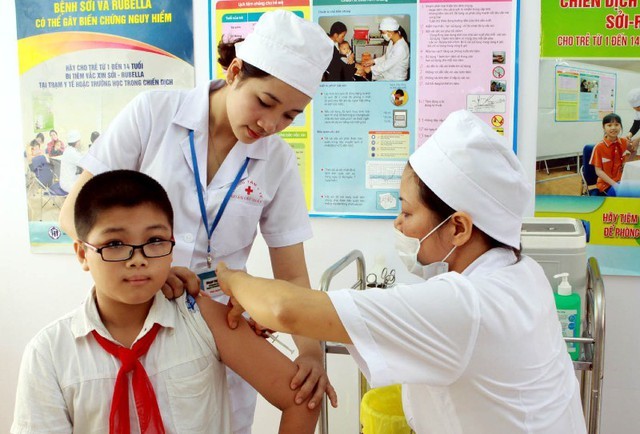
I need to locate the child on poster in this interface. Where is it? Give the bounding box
[339,41,353,64]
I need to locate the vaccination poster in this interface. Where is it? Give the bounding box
[312,0,418,216]
[553,65,616,122]
[537,0,640,275]
[211,0,314,209]
[311,0,517,216]
[16,0,194,253]
[206,0,518,217]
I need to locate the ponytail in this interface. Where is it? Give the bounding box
[217,37,243,69]
[217,37,271,80]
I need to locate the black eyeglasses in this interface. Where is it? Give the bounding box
[82,239,175,262]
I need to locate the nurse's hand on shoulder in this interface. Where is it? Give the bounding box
[160,266,201,299]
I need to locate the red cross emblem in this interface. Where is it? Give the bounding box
[245,186,253,195]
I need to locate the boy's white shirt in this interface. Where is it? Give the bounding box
[11,291,231,434]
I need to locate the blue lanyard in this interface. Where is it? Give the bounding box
[189,130,250,268]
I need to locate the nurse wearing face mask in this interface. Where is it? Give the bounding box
[215,110,587,433]
[358,16,410,81]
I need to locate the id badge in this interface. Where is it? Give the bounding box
[195,267,222,299]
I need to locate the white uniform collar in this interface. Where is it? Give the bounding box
[173,81,216,133]
[462,247,517,277]
[173,80,268,161]
[70,289,177,344]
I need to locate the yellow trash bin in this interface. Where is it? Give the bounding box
[360,384,413,434]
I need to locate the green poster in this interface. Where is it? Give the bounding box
[541,0,640,57]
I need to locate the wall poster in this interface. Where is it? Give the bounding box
[555,65,617,122]
[537,0,640,275]
[311,0,518,216]
[208,0,519,217]
[17,0,195,252]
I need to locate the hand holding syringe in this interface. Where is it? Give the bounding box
[220,273,296,354]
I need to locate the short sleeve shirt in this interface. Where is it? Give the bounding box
[11,292,231,434]
[80,80,312,433]
[590,137,629,191]
[81,80,312,271]
[328,248,586,434]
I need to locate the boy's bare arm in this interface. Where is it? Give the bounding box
[195,295,320,434]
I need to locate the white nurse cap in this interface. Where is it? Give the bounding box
[409,110,531,249]
[67,130,81,144]
[628,88,640,108]
[235,10,333,98]
[379,17,400,31]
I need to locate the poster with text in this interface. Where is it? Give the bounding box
[312,0,418,216]
[206,0,518,217]
[537,1,640,275]
[211,0,314,208]
[17,0,194,253]
[311,0,518,217]
[418,0,518,145]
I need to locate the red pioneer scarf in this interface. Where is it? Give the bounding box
[92,323,165,434]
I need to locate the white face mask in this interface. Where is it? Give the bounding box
[381,32,391,42]
[394,215,457,280]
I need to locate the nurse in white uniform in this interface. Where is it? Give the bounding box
[58,10,336,434]
[216,110,588,434]
[359,17,410,81]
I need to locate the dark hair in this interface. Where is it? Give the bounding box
[49,129,57,135]
[217,37,270,80]
[406,162,521,260]
[395,89,405,97]
[90,131,100,143]
[397,25,409,44]
[329,21,347,37]
[74,170,173,240]
[29,139,40,148]
[36,132,45,142]
[602,112,622,127]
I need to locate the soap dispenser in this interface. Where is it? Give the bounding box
[553,273,581,361]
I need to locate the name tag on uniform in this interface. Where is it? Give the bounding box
[195,268,221,298]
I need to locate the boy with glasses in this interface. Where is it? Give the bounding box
[12,170,319,433]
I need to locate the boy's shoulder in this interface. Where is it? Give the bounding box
[23,293,218,361]
[24,303,85,358]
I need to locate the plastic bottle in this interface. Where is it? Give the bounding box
[554,273,581,361]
